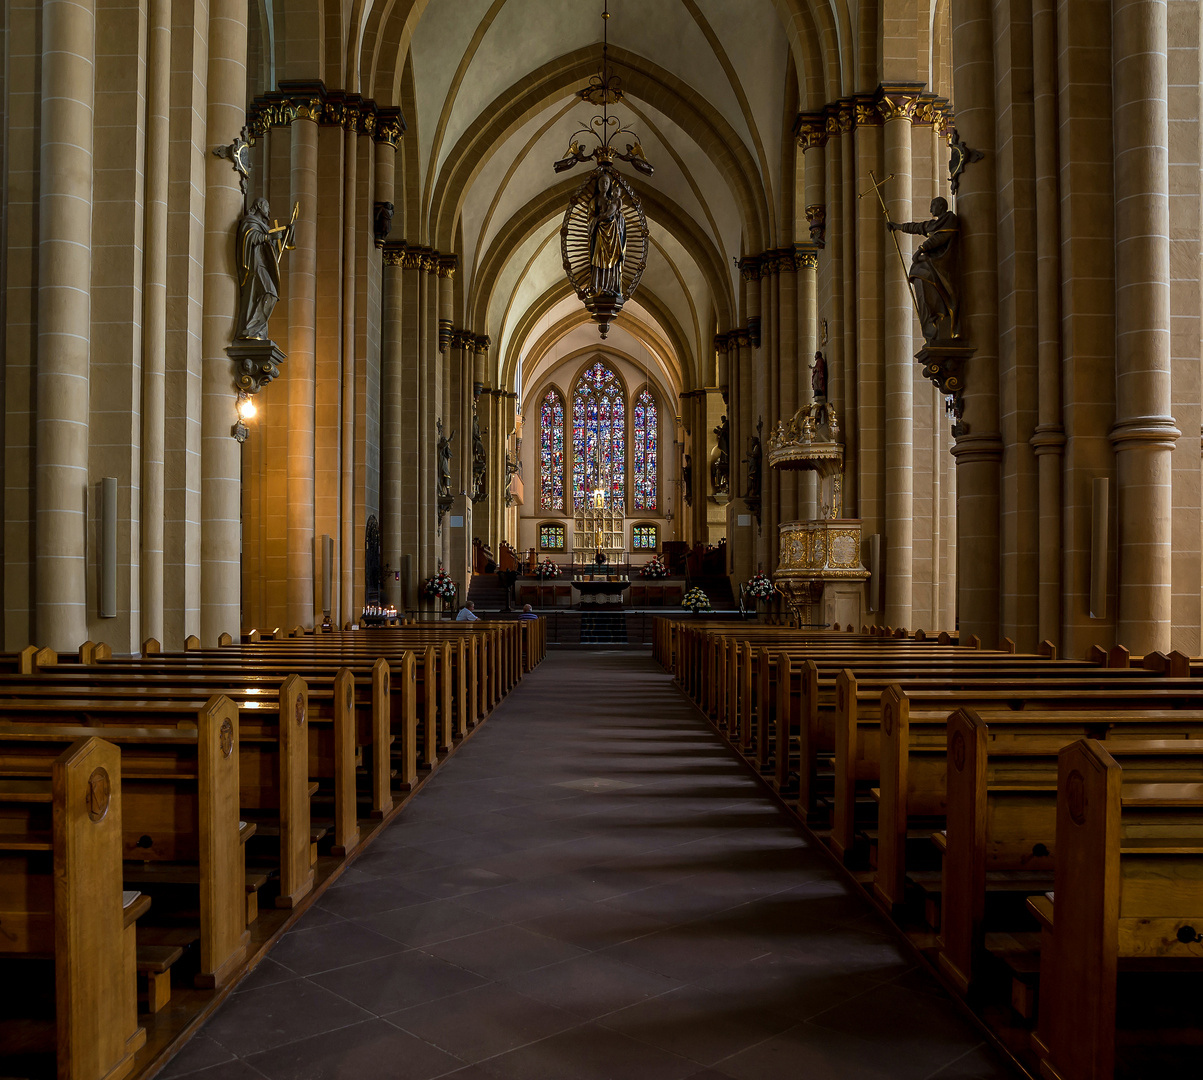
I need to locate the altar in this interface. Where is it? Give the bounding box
[572,576,631,607]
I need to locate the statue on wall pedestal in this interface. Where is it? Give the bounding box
[682,453,693,506]
[471,407,487,503]
[810,351,827,401]
[373,201,394,247]
[711,414,730,495]
[887,196,961,344]
[235,197,297,342]
[436,419,455,499]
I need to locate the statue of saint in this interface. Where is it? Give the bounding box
[711,414,730,495]
[373,201,394,245]
[682,454,693,506]
[436,419,454,499]
[471,408,487,502]
[810,351,827,400]
[588,170,626,296]
[745,434,762,500]
[887,196,961,344]
[235,197,296,341]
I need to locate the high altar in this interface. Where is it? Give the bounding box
[572,495,626,566]
[769,402,868,628]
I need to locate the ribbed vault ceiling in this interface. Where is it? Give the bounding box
[267,1,898,398]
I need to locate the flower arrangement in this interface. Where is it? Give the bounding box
[640,554,669,579]
[535,557,559,579]
[682,586,712,613]
[423,567,457,599]
[744,572,776,600]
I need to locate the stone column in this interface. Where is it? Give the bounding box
[199,0,248,645]
[1110,0,1177,653]
[797,249,819,520]
[778,255,799,523]
[340,124,358,628]
[878,85,923,630]
[36,0,96,652]
[286,113,318,631]
[1031,0,1066,646]
[419,253,438,580]
[836,105,859,517]
[380,249,405,610]
[950,3,1004,646]
[437,259,457,571]
[140,0,171,647]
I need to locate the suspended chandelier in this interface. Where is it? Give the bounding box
[554,0,654,339]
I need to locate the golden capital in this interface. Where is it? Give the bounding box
[794,111,827,150]
[875,83,927,124]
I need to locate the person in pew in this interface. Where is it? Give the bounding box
[519,604,538,620]
[456,601,480,622]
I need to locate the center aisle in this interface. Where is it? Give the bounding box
[165,650,1017,1080]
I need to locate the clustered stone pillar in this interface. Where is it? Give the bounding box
[340,124,358,628]
[879,86,922,630]
[1109,0,1177,654]
[381,246,406,611]
[35,0,96,653]
[286,112,318,631]
[950,0,1004,647]
[199,0,248,646]
[797,249,818,520]
[140,0,171,648]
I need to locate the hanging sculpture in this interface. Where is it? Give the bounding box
[554,1,653,338]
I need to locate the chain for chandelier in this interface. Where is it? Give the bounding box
[553,1,654,176]
[554,1,654,339]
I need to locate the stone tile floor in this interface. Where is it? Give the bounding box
[164,650,1020,1080]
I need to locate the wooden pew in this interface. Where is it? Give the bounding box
[0,736,145,1080]
[1029,739,1203,1080]
[830,669,1203,863]
[873,687,1203,912]
[0,686,306,922]
[0,669,366,859]
[937,709,1203,999]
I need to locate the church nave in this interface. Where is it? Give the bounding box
[166,651,1014,1080]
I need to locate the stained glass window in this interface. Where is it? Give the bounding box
[539,523,566,550]
[539,389,565,511]
[572,360,626,510]
[633,524,658,550]
[633,387,657,511]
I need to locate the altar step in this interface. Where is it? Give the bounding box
[579,612,629,645]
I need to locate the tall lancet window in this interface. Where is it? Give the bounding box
[572,360,626,509]
[632,387,657,511]
[539,388,566,510]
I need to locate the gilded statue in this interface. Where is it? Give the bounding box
[235,197,297,341]
[588,170,626,296]
[887,196,960,344]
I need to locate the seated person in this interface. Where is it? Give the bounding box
[456,601,479,622]
[518,603,538,620]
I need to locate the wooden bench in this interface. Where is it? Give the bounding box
[0,686,302,927]
[1028,739,1203,1080]
[937,709,1203,1000]
[0,736,146,1080]
[830,669,1203,863]
[873,687,1203,913]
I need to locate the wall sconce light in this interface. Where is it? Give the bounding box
[233,390,256,443]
